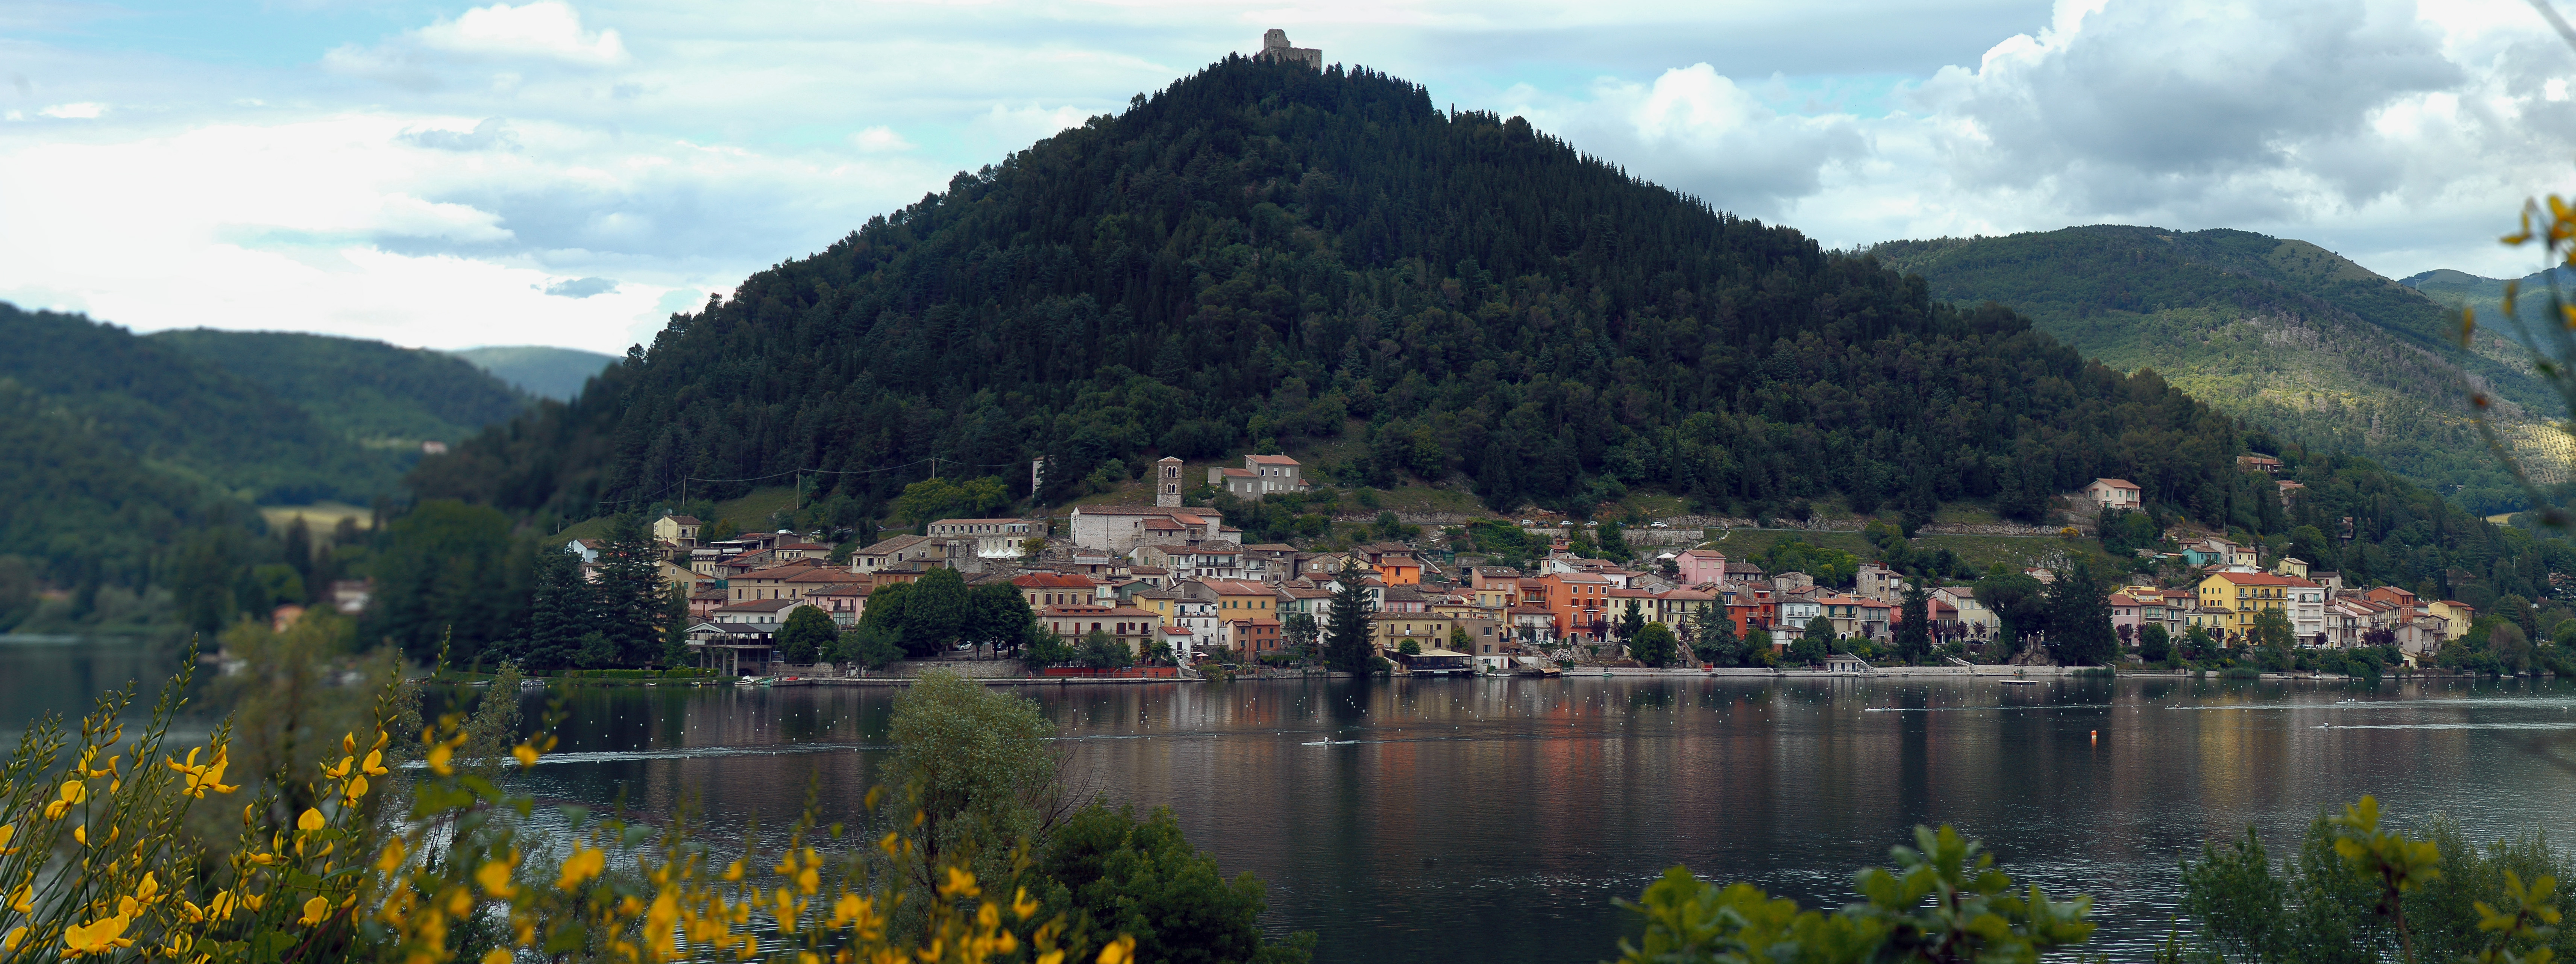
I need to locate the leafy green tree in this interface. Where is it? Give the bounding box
[967,581,1038,656]
[1795,617,1831,665]
[1396,639,1420,656]
[660,582,692,668]
[1612,825,2095,964]
[1281,613,1319,659]
[2045,562,2118,666]
[839,621,906,670]
[1632,622,1679,667]
[1759,538,1861,587]
[2183,624,2219,662]
[2248,607,2297,652]
[1079,628,1133,669]
[776,605,839,664]
[900,568,973,656]
[1976,571,2050,659]
[1033,805,1317,964]
[1323,568,1375,674]
[1597,521,1632,562]
[878,671,1064,894]
[1744,628,1776,666]
[1018,628,1077,670]
[892,476,1011,528]
[2138,623,2172,663]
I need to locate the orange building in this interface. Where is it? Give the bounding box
[1541,572,1616,643]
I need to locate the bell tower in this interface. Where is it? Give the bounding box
[1156,457,1184,507]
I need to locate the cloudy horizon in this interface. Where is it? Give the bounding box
[5,0,2573,354]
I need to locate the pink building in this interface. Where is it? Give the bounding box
[1675,549,1728,586]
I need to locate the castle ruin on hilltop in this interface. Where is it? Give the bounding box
[1258,29,1322,69]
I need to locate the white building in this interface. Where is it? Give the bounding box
[1208,454,1307,498]
[1068,505,1227,552]
[924,518,1042,559]
[2084,478,2142,512]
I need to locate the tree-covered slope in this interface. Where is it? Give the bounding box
[419,58,2273,526]
[0,380,237,589]
[150,329,529,448]
[448,345,619,401]
[0,303,402,504]
[1871,227,2562,512]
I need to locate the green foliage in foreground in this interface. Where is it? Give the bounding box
[2181,797,2570,964]
[1615,824,2096,963]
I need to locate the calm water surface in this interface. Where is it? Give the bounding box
[11,637,2575,964]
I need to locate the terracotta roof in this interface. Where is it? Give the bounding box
[1218,468,1256,478]
[1201,579,1271,595]
[1012,573,1096,588]
[716,599,809,613]
[661,515,701,524]
[2092,478,2141,490]
[1246,454,1300,465]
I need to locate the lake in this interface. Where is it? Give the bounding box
[14,636,2576,963]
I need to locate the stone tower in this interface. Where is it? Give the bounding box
[1156,456,1184,507]
[1258,29,1322,69]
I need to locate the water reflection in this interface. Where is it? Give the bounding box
[5,639,2569,964]
[479,676,2576,964]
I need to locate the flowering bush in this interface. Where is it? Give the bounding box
[0,664,1131,964]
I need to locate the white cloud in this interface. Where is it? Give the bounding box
[37,102,103,119]
[10,0,2576,356]
[417,3,628,65]
[853,126,914,152]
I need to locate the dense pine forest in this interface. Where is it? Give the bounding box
[416,56,2263,527]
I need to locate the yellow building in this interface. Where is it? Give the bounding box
[1368,613,1461,653]
[2195,571,2301,636]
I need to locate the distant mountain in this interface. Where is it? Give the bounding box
[1870,226,2564,512]
[2401,267,2576,355]
[150,329,529,448]
[0,303,402,504]
[0,378,231,590]
[449,346,618,401]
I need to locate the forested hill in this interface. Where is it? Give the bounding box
[150,329,529,449]
[0,304,402,504]
[448,345,619,401]
[417,57,2269,527]
[1869,227,2560,514]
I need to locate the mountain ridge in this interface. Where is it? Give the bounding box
[1868,225,2563,512]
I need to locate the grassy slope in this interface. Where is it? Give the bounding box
[1869,226,2564,496]
[448,346,619,401]
[150,329,529,447]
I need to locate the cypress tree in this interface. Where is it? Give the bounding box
[522,543,591,671]
[1324,566,1375,674]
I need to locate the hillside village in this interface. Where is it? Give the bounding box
[624,452,2479,677]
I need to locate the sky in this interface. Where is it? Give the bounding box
[3,0,2574,354]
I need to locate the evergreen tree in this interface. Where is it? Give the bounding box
[2045,562,2118,666]
[966,581,1037,657]
[660,582,692,668]
[1631,622,1678,667]
[2138,624,2172,663]
[1895,583,1933,663]
[1615,598,1647,653]
[593,513,665,666]
[520,543,592,671]
[1324,567,1375,674]
[1692,604,1741,666]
